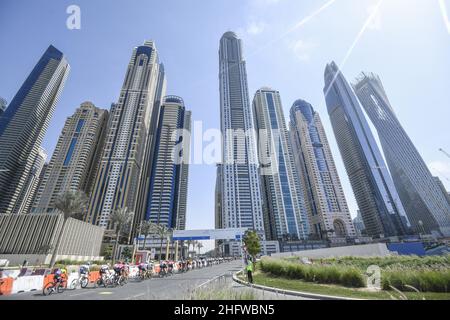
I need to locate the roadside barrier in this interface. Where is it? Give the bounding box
[11,275,45,294]
[88,271,99,283]
[0,278,13,295]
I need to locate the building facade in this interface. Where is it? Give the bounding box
[32,102,108,214]
[144,96,191,230]
[353,73,450,237]
[0,214,104,265]
[133,63,167,236]
[289,99,356,241]
[218,32,265,255]
[0,45,70,214]
[252,88,309,241]
[323,62,410,238]
[353,210,366,236]
[0,97,6,116]
[14,148,47,214]
[86,41,162,230]
[434,177,450,208]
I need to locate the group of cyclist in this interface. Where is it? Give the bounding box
[47,257,236,294]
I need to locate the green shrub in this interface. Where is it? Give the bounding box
[383,269,450,293]
[260,258,365,288]
[340,268,365,288]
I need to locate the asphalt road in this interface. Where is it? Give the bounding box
[2,260,313,300]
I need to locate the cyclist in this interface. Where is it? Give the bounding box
[138,262,147,279]
[159,260,167,277]
[79,263,90,276]
[168,261,174,275]
[53,268,63,284]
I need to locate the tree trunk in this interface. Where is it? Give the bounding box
[160,237,164,260]
[112,229,120,265]
[143,235,147,251]
[49,218,68,268]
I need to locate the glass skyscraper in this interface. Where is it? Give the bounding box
[86,41,162,230]
[290,99,356,241]
[323,62,410,238]
[144,96,191,229]
[0,98,7,116]
[218,32,265,255]
[354,73,450,237]
[0,45,70,214]
[253,88,309,241]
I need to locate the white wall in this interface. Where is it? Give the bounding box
[270,243,393,259]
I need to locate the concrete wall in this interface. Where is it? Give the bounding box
[0,214,104,262]
[0,254,104,266]
[270,243,393,259]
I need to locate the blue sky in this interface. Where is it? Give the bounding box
[1,0,450,250]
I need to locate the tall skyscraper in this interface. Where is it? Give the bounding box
[32,102,108,214]
[434,177,450,208]
[218,32,265,254]
[252,88,309,241]
[14,147,47,214]
[0,97,7,116]
[354,73,450,237]
[86,41,162,229]
[353,210,366,236]
[144,96,191,229]
[133,63,167,235]
[0,45,70,214]
[289,99,356,240]
[323,62,410,238]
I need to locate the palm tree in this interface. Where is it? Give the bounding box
[189,240,197,257]
[186,240,192,258]
[154,224,169,260]
[196,242,204,255]
[110,207,133,265]
[165,229,173,260]
[140,220,155,250]
[49,190,88,268]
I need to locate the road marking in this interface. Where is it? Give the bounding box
[98,291,113,295]
[126,293,146,300]
[195,274,225,289]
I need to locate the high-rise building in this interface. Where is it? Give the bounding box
[133,63,167,235]
[32,102,108,214]
[353,210,366,236]
[86,41,162,230]
[176,109,191,230]
[215,164,223,231]
[323,62,410,238]
[434,177,450,209]
[0,97,7,116]
[354,73,450,237]
[144,96,191,229]
[218,32,265,255]
[289,99,356,240]
[252,88,309,241]
[14,147,47,214]
[0,45,70,214]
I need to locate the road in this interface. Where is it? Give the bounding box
[2,261,312,300]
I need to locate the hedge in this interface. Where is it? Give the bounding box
[259,258,365,288]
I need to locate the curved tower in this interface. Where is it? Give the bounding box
[0,45,70,214]
[323,62,410,238]
[354,73,450,237]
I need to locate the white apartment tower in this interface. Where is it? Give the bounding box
[218,32,265,255]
